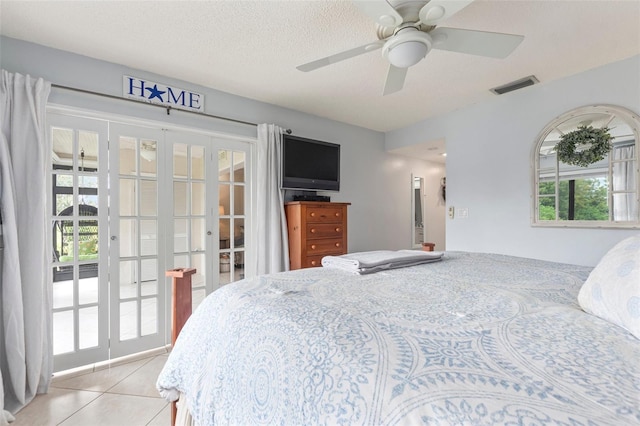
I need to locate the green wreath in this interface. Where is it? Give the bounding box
[554,125,613,167]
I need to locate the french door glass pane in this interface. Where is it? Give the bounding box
[192,182,205,215]
[219,218,230,249]
[119,137,137,176]
[174,182,188,216]
[174,255,188,269]
[234,218,245,248]
[140,180,158,216]
[78,131,98,172]
[52,127,73,168]
[120,179,137,216]
[140,140,157,177]
[141,299,157,336]
[119,260,137,299]
[191,219,205,251]
[119,219,138,257]
[52,271,73,309]
[78,219,98,260]
[234,151,245,182]
[79,307,98,349]
[174,144,188,178]
[79,274,98,305]
[120,301,137,341]
[233,185,244,215]
[140,219,157,256]
[55,195,73,215]
[191,253,206,292]
[174,219,188,252]
[141,258,158,297]
[53,311,74,354]
[192,146,205,179]
[218,150,231,181]
[219,184,230,217]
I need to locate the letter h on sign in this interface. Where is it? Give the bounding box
[127,76,146,98]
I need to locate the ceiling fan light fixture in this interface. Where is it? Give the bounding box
[382,29,432,69]
[388,41,428,68]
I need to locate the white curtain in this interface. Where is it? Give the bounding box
[0,70,52,422]
[612,145,637,221]
[255,124,289,275]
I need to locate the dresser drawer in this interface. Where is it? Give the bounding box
[306,207,344,223]
[303,255,325,268]
[306,223,344,239]
[306,239,345,255]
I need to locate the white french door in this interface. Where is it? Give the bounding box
[50,113,109,372]
[109,123,167,358]
[50,112,253,371]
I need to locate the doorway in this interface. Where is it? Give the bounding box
[49,112,252,371]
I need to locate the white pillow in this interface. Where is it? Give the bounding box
[578,234,640,339]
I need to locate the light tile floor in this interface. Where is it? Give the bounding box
[12,354,170,426]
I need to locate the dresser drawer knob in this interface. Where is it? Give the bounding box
[335,227,341,232]
[335,212,340,217]
[311,244,317,250]
[310,228,316,233]
[310,212,316,217]
[335,242,340,248]
[311,260,317,266]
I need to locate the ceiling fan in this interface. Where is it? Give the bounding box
[296,0,525,96]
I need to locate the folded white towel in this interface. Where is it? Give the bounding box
[321,250,443,275]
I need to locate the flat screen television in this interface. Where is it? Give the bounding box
[281,134,340,191]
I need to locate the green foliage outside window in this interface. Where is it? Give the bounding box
[538,178,609,221]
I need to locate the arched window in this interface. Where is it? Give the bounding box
[533,105,640,228]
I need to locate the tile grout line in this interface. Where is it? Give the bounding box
[54,390,104,426]
[103,355,161,394]
[145,402,171,426]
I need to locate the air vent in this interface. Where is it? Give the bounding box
[490,75,539,95]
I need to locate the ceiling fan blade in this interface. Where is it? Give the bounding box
[419,0,475,26]
[382,65,408,96]
[353,0,403,28]
[430,27,524,59]
[297,40,385,72]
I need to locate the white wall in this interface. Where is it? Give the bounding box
[1,36,436,253]
[386,54,640,266]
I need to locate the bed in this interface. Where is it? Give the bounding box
[157,244,640,425]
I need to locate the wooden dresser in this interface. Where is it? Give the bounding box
[285,201,350,270]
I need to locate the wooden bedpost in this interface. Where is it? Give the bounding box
[165,267,196,426]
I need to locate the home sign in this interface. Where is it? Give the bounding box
[123,75,204,113]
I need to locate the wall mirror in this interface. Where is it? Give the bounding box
[533,105,640,228]
[412,175,425,247]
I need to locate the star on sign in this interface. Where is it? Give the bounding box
[146,84,166,101]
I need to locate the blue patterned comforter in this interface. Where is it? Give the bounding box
[157,252,640,425]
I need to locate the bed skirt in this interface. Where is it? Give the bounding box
[175,394,193,426]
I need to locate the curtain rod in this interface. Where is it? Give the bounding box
[51,83,292,134]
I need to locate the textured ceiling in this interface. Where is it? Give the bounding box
[1,0,639,136]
